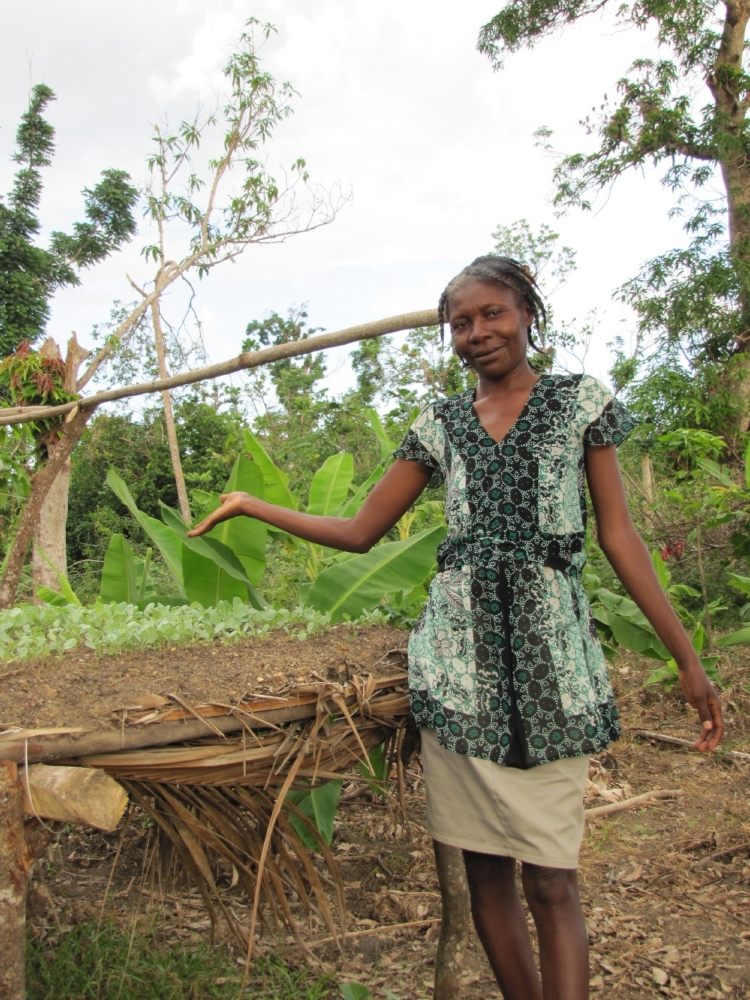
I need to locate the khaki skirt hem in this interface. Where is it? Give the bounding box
[420,728,589,870]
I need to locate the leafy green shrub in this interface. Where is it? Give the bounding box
[0,600,332,661]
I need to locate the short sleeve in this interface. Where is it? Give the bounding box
[580,378,637,448]
[394,406,445,486]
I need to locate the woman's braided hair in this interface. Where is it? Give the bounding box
[438,255,548,353]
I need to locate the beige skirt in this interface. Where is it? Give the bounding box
[420,728,589,869]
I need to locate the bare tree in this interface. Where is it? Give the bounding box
[0,19,344,608]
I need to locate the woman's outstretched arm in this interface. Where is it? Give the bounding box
[186,457,432,553]
[585,444,724,751]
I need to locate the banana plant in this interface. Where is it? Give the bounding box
[365,407,397,463]
[34,546,81,607]
[99,534,154,605]
[107,468,266,609]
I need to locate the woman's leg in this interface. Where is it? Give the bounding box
[462,850,543,1000]
[520,863,589,1000]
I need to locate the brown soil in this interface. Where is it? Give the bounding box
[21,635,750,999]
[0,624,407,732]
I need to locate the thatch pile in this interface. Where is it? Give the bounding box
[2,671,411,961]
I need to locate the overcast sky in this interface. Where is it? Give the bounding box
[2,0,694,399]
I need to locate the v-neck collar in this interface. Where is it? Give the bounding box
[469,377,542,446]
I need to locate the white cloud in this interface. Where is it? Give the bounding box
[0,0,692,393]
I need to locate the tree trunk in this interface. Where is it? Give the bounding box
[30,465,70,598]
[0,406,93,609]
[433,840,472,1000]
[151,300,191,523]
[31,335,90,602]
[0,760,54,1000]
[0,762,29,1000]
[708,1,750,429]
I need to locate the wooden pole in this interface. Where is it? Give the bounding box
[0,309,439,428]
[433,840,471,1000]
[0,762,31,1000]
[0,760,90,1000]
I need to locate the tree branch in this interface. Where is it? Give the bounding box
[1,309,439,426]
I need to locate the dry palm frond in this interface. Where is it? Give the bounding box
[90,672,410,954]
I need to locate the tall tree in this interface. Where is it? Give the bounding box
[478,1,750,437]
[0,84,138,357]
[0,84,138,595]
[0,21,341,607]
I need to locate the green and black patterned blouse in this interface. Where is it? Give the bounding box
[395,373,636,769]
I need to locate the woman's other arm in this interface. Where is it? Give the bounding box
[186,457,432,553]
[585,444,723,751]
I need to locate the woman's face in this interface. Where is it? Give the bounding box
[448,280,533,382]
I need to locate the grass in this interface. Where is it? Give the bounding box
[27,922,338,1000]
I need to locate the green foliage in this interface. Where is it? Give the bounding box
[358,742,389,794]
[33,546,81,606]
[286,780,343,850]
[478,2,750,448]
[307,525,446,623]
[338,985,370,1000]
[0,85,137,356]
[99,534,152,604]
[65,394,245,588]
[0,344,80,457]
[0,600,332,661]
[27,920,336,1000]
[307,453,354,516]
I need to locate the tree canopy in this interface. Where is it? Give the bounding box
[478,0,750,438]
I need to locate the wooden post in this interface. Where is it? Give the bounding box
[641,453,654,503]
[1,762,29,1000]
[0,761,54,1000]
[433,840,471,1000]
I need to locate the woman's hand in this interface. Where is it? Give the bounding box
[676,656,724,752]
[186,492,253,537]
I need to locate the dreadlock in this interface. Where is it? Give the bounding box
[438,255,548,353]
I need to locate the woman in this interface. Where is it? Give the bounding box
[188,256,723,1000]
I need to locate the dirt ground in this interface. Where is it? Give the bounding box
[0,624,407,731]
[21,634,750,999]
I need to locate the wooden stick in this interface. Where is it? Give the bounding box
[0,702,320,764]
[693,842,750,867]
[0,309,438,427]
[633,729,750,763]
[584,789,684,818]
[301,917,442,949]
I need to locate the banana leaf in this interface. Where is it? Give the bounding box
[307,525,446,622]
[336,465,384,518]
[181,545,249,607]
[716,626,750,647]
[286,780,343,850]
[107,470,185,593]
[307,452,354,516]
[36,585,71,607]
[160,503,266,610]
[365,407,396,463]
[196,457,268,585]
[243,427,298,509]
[33,545,80,605]
[592,608,670,659]
[100,533,138,603]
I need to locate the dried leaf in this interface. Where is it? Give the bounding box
[652,967,669,986]
[115,694,172,712]
[620,864,643,883]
